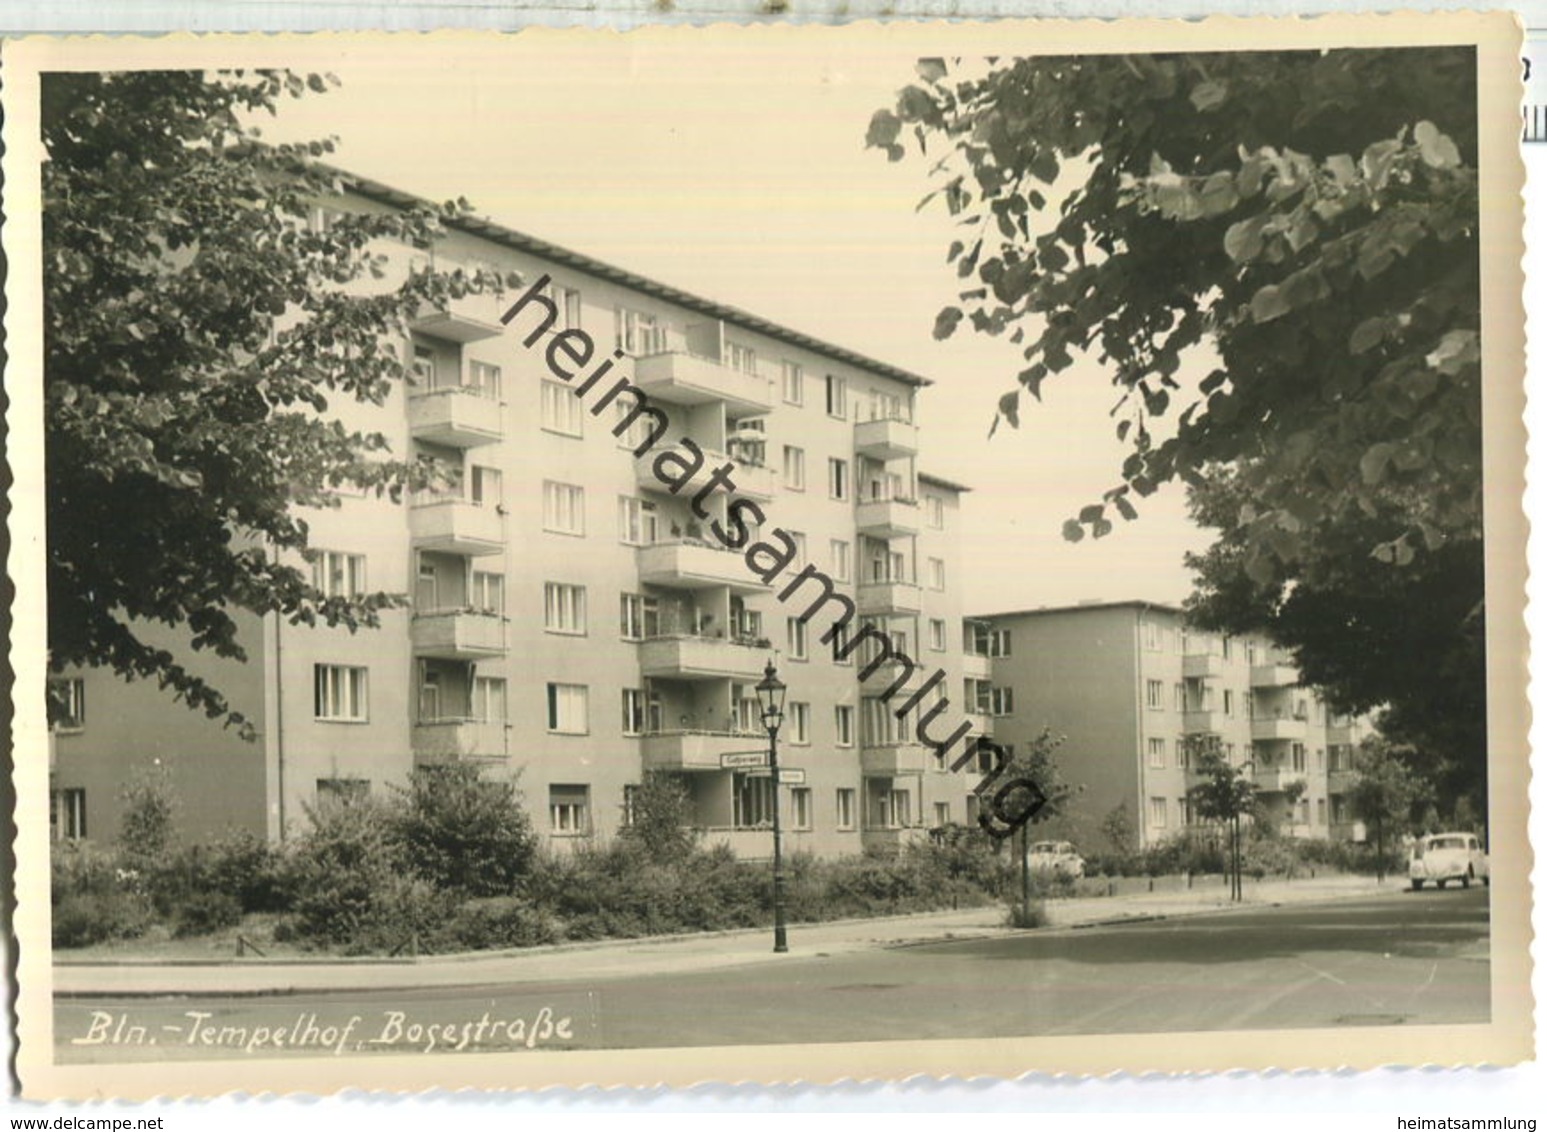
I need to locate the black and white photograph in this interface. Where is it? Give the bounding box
[1,14,1530,1099]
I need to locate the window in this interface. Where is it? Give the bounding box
[411,345,436,384]
[51,678,85,731]
[1144,620,1161,651]
[1221,636,1233,661]
[990,686,1015,716]
[830,539,851,583]
[617,496,658,545]
[965,794,980,827]
[788,531,807,568]
[1148,797,1168,829]
[1146,679,1164,710]
[782,360,804,405]
[726,341,757,374]
[621,688,659,736]
[312,551,366,599]
[791,788,813,830]
[783,445,806,490]
[834,705,855,747]
[825,374,847,418]
[1148,737,1166,768]
[55,788,87,841]
[987,628,1012,657]
[1292,743,1307,772]
[787,617,809,661]
[934,802,951,828]
[541,379,584,436]
[828,458,849,500]
[543,582,587,635]
[830,623,852,665]
[789,702,811,744]
[546,683,589,734]
[1223,689,1235,717]
[472,677,507,723]
[1174,682,1187,711]
[316,778,369,806]
[928,557,946,591]
[550,785,590,835]
[835,788,856,830]
[315,664,368,721]
[468,360,503,399]
[543,481,585,535]
[471,570,505,615]
[552,284,583,331]
[929,619,947,652]
[735,774,776,828]
[470,465,502,506]
[926,495,945,529]
[968,678,991,715]
[616,308,665,356]
[1317,798,1328,826]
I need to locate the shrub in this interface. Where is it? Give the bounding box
[616,771,700,864]
[1004,896,1048,929]
[444,897,562,951]
[171,890,242,938]
[283,794,403,947]
[116,765,178,869]
[389,763,537,897]
[203,829,291,913]
[51,842,151,947]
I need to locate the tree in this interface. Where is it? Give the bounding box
[617,771,701,864]
[1347,735,1432,882]
[44,71,506,731]
[1185,738,1258,900]
[388,762,538,897]
[869,49,1488,803]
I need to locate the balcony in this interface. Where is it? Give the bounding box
[411,610,506,660]
[1253,766,1306,793]
[638,634,765,681]
[860,827,929,854]
[632,352,774,415]
[963,652,991,681]
[856,580,923,616]
[409,497,505,556]
[408,387,503,448]
[1250,663,1298,688]
[1183,709,1226,734]
[1328,768,1360,794]
[1183,653,1224,679]
[854,417,919,460]
[855,497,922,538]
[860,743,932,775]
[697,827,820,859]
[728,459,776,500]
[412,719,509,762]
[1252,715,1308,741]
[636,540,768,593]
[633,447,775,501]
[1326,722,1356,745]
[641,729,764,773]
[965,712,995,738]
[409,296,504,343]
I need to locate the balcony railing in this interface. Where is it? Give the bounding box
[408,386,503,448]
[636,539,769,592]
[1251,715,1308,741]
[632,351,774,414]
[412,718,509,762]
[1183,653,1224,679]
[1250,662,1298,688]
[640,728,765,772]
[409,296,505,343]
[1183,708,1226,734]
[1253,767,1306,793]
[860,827,929,854]
[409,496,505,556]
[962,652,991,681]
[410,609,506,660]
[856,580,923,615]
[855,496,922,538]
[638,634,766,681]
[853,417,920,460]
[859,743,932,775]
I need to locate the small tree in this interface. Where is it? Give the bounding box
[1186,739,1258,900]
[1348,736,1431,881]
[1100,803,1138,868]
[117,763,179,867]
[617,771,700,864]
[388,762,537,897]
[975,728,1080,922]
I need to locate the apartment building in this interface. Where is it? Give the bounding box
[47,170,991,859]
[972,601,1372,851]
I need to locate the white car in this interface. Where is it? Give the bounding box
[1026,840,1085,880]
[1408,832,1490,891]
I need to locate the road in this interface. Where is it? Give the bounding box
[54,889,1490,1061]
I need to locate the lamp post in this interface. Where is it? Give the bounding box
[755,659,789,953]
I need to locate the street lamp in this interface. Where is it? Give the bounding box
[755,658,789,953]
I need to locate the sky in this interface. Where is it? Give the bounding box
[261,36,1214,613]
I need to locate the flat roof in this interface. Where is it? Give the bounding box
[972,598,1187,620]
[919,471,972,493]
[341,169,935,390]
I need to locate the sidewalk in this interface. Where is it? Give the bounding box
[53,872,1400,999]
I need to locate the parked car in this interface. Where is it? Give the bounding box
[1408,832,1489,890]
[1026,840,1086,880]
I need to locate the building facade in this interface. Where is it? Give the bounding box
[48,171,992,859]
[974,601,1372,851]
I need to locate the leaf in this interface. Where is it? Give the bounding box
[1414,120,1462,169]
[1029,149,1059,184]
[933,306,963,340]
[1190,80,1228,113]
[1078,504,1104,524]
[998,390,1021,428]
[1061,520,1085,543]
[1349,317,1388,355]
[916,58,948,83]
[1359,442,1396,485]
[1224,216,1265,263]
[1250,284,1291,324]
[1112,494,1138,521]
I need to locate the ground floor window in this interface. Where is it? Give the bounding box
[933,801,950,828]
[835,787,856,830]
[550,784,591,835]
[791,787,812,830]
[734,773,776,829]
[52,788,86,841]
[1148,796,1168,829]
[316,778,370,806]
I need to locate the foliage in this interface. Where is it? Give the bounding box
[616,770,701,864]
[388,762,537,897]
[116,764,179,867]
[1004,896,1049,929]
[870,49,1488,806]
[50,842,152,948]
[443,897,563,951]
[43,70,508,730]
[1185,742,1259,827]
[280,794,406,947]
[169,890,244,939]
[1347,735,1433,858]
[981,727,1080,837]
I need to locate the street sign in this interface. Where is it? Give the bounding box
[720,751,770,770]
[746,767,806,785]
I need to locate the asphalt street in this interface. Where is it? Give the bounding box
[54,888,1490,1061]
